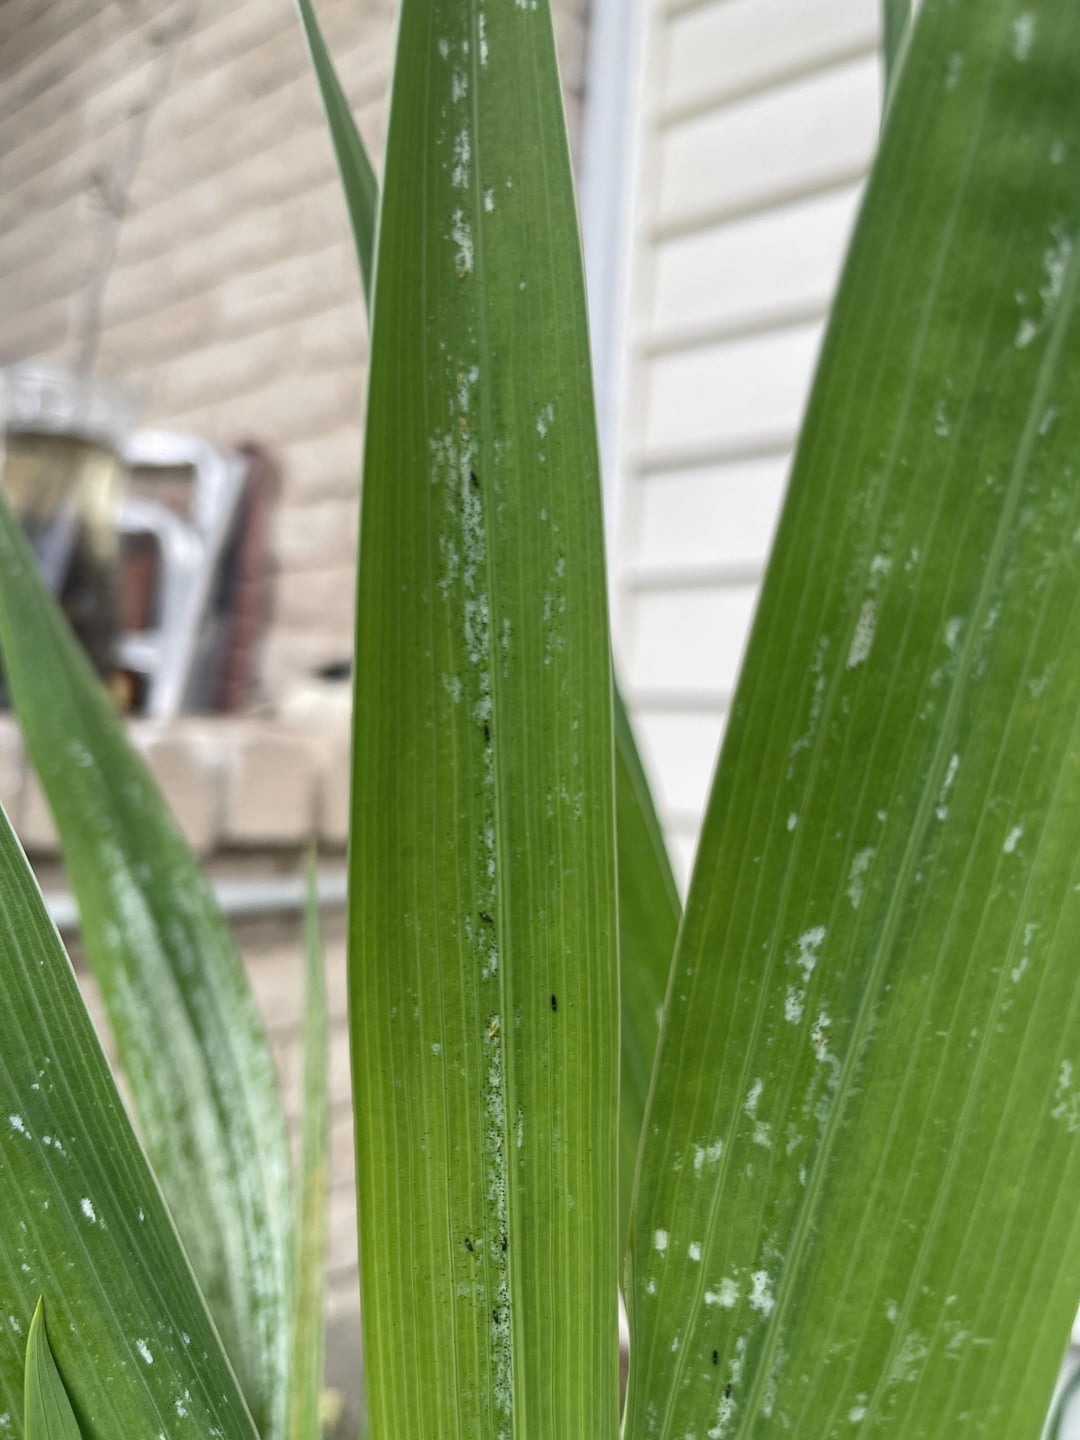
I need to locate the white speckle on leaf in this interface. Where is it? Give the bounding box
[705,1277,740,1309]
[431,1043,442,1057]
[1003,825,1023,855]
[936,752,960,821]
[450,210,473,276]
[484,188,495,213]
[1012,11,1035,60]
[135,1338,153,1366]
[847,599,877,668]
[743,1078,763,1118]
[654,1229,669,1254]
[688,1241,702,1262]
[846,847,875,909]
[784,987,805,1025]
[1052,1060,1080,1132]
[787,812,797,832]
[849,1404,868,1423]
[795,926,826,979]
[80,1197,97,1225]
[7,1115,26,1136]
[748,1270,775,1316]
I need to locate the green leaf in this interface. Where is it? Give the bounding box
[347,0,619,1434]
[0,500,293,1440]
[286,858,329,1440]
[615,688,680,1247]
[882,0,912,98]
[0,807,259,1440]
[23,1302,81,1440]
[295,1,678,1270]
[625,3,1080,1438]
[296,0,378,303]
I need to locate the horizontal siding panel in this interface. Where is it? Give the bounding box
[656,54,881,230]
[631,457,790,572]
[642,320,824,454]
[635,711,727,822]
[662,0,880,116]
[650,185,861,338]
[626,586,759,698]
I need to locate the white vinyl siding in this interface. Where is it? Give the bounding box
[611,0,883,887]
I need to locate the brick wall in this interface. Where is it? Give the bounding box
[0,0,591,702]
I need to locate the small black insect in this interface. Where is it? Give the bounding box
[550,994,558,1012]
[712,1351,719,1366]
[470,468,480,489]
[479,911,494,925]
[501,1232,508,1252]
[492,1308,500,1325]
[464,1237,474,1253]
[724,1383,733,1399]
[483,722,491,744]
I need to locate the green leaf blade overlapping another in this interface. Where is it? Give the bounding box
[347,1,619,1436]
[24,1302,81,1440]
[0,808,259,1440]
[625,3,1080,1438]
[0,502,293,1440]
[296,0,378,303]
[615,689,680,1247]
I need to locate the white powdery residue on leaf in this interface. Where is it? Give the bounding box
[1012,11,1035,60]
[451,128,471,188]
[846,847,875,909]
[654,1228,669,1254]
[451,210,474,276]
[743,1078,763,1118]
[484,188,495,213]
[944,615,964,652]
[536,402,554,439]
[848,1404,868,1423]
[1003,824,1023,855]
[1051,1059,1080,1132]
[704,1277,739,1310]
[787,812,797,832]
[135,1338,154,1366]
[80,1197,97,1225]
[936,752,960,821]
[478,13,488,65]
[692,1139,723,1173]
[7,1115,26,1136]
[748,1270,775,1317]
[847,598,877,669]
[688,1242,702,1262]
[784,987,805,1025]
[794,925,826,979]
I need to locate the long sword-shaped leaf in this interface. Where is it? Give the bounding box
[0,807,259,1440]
[615,690,679,1247]
[286,860,329,1440]
[295,0,378,303]
[882,0,912,98]
[626,3,1080,1438]
[348,0,619,1434]
[0,501,292,1440]
[297,0,679,1272]
[24,1303,81,1440]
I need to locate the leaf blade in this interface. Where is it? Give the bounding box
[286,859,330,1440]
[348,1,619,1435]
[625,3,1080,1437]
[296,0,378,302]
[614,688,680,1247]
[0,499,293,1440]
[0,807,259,1440]
[24,1302,81,1440]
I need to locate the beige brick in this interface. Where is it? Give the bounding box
[316,724,352,850]
[136,726,221,855]
[271,500,358,574]
[277,427,363,506]
[274,566,356,631]
[223,725,317,847]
